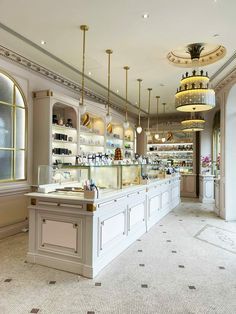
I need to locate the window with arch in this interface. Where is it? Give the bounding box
[0,71,27,182]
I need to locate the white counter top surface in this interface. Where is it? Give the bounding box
[27,175,180,204]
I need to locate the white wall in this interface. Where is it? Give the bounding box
[224,84,236,220]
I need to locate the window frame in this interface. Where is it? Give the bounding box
[0,69,27,183]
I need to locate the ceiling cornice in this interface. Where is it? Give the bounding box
[0,22,148,116]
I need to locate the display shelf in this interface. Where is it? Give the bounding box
[52,139,77,144]
[80,131,104,137]
[147,150,193,154]
[147,142,193,146]
[80,143,105,147]
[52,124,77,132]
[52,154,76,157]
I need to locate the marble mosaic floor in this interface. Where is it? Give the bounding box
[1,200,236,314]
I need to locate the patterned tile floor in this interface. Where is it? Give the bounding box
[1,200,236,314]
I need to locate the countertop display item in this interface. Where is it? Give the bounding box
[58,117,64,126]
[52,114,58,124]
[114,148,122,160]
[65,118,73,128]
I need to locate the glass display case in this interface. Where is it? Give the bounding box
[37,163,170,194]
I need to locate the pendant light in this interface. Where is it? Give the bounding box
[79,25,89,115]
[181,113,205,132]
[161,102,166,143]
[154,96,160,140]
[105,49,113,124]
[123,66,130,129]
[175,43,215,113]
[136,79,143,134]
[146,88,152,136]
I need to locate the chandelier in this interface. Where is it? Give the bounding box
[175,43,215,112]
[181,117,205,132]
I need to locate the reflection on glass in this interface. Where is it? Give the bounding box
[15,150,25,180]
[0,150,12,180]
[15,86,25,107]
[0,73,13,104]
[16,107,25,149]
[0,104,13,148]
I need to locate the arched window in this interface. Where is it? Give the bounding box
[0,71,27,182]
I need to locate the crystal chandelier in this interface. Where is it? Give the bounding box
[181,116,205,132]
[175,43,215,112]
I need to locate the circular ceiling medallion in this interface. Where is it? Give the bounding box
[167,43,226,67]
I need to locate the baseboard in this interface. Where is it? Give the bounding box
[0,220,28,240]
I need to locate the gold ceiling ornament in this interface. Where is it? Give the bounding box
[161,102,166,143]
[154,96,160,140]
[136,79,143,134]
[181,113,205,132]
[175,43,215,113]
[105,49,113,124]
[123,66,130,129]
[146,88,152,136]
[167,43,226,67]
[79,25,89,115]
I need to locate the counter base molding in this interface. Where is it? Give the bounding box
[26,177,180,278]
[199,175,215,204]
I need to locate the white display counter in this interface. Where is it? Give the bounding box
[26,176,180,278]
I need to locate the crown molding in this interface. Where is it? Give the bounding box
[0,45,141,118]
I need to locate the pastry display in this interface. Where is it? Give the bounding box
[114,148,122,160]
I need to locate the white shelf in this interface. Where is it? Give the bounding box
[80,143,104,147]
[148,150,193,154]
[124,140,134,143]
[80,131,104,137]
[52,140,77,144]
[52,154,76,157]
[147,142,193,146]
[52,124,77,131]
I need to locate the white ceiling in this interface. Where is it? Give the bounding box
[0,0,236,115]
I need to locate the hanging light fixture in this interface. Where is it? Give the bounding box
[105,49,113,124]
[154,96,160,140]
[181,114,205,132]
[123,66,130,129]
[79,25,89,115]
[175,43,215,112]
[136,79,143,134]
[161,102,166,143]
[146,88,152,136]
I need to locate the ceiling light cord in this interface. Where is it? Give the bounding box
[147,88,152,132]
[106,49,113,116]
[80,25,89,107]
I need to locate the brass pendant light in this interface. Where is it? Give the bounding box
[161,102,166,143]
[175,43,215,113]
[154,96,160,140]
[123,66,130,129]
[105,49,113,124]
[79,25,89,115]
[181,113,205,132]
[146,88,152,135]
[136,79,143,134]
